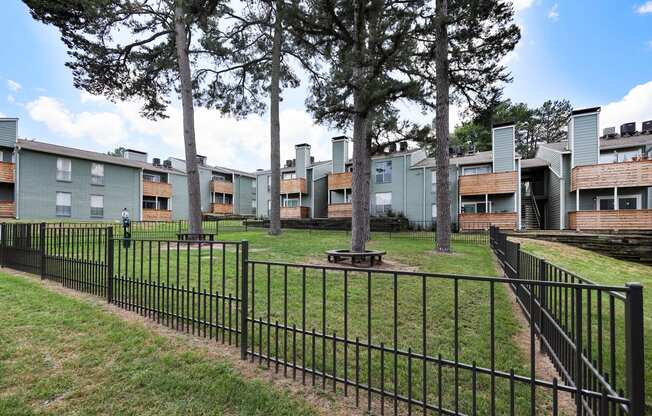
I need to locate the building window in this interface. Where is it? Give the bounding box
[599,149,642,164]
[251,199,256,209]
[282,172,297,180]
[375,160,392,184]
[252,180,256,189]
[91,163,104,185]
[462,202,491,214]
[431,171,437,192]
[56,158,72,182]
[283,198,299,208]
[597,195,641,211]
[267,176,271,190]
[56,192,72,217]
[375,192,392,215]
[90,195,104,218]
[143,173,161,182]
[431,204,437,219]
[462,165,491,176]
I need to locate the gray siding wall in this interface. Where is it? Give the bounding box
[198,166,213,212]
[492,126,515,172]
[571,113,599,167]
[536,146,563,176]
[0,119,17,148]
[255,173,270,218]
[547,170,561,230]
[313,177,328,218]
[234,175,255,215]
[169,173,189,220]
[404,164,457,225]
[17,149,141,220]
[577,188,648,210]
[295,145,310,179]
[562,155,573,228]
[332,140,348,174]
[370,155,405,215]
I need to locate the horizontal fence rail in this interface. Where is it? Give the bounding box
[490,226,645,416]
[0,222,644,415]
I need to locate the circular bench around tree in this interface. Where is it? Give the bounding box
[326,249,386,267]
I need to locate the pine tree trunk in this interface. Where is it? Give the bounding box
[351,105,370,253]
[435,0,451,252]
[268,0,282,236]
[174,0,202,235]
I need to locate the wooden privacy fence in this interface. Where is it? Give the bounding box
[0,222,645,415]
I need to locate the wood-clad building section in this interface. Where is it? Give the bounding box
[211,180,233,194]
[0,201,15,218]
[458,171,517,196]
[281,206,310,219]
[459,212,518,230]
[142,209,172,221]
[280,178,307,194]
[568,210,652,230]
[0,162,15,183]
[211,203,233,215]
[571,160,652,191]
[328,172,352,190]
[328,203,352,218]
[143,180,172,198]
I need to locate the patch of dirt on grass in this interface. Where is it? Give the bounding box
[6,270,366,416]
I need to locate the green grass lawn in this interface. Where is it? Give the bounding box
[3,225,561,414]
[515,237,652,412]
[0,273,319,416]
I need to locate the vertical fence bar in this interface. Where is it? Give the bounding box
[106,227,114,304]
[625,283,645,416]
[39,222,46,279]
[240,240,249,360]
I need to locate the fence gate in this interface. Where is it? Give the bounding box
[0,223,41,274]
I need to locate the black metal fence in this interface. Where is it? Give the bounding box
[490,226,645,415]
[0,222,645,415]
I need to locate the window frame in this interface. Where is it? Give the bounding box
[374,192,392,215]
[461,165,492,176]
[56,158,72,182]
[91,163,104,186]
[596,194,642,211]
[374,160,392,184]
[90,194,104,218]
[56,191,72,217]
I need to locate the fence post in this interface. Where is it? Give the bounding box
[240,240,249,360]
[39,222,46,279]
[625,283,645,415]
[514,242,521,279]
[538,259,547,354]
[0,223,5,268]
[106,227,114,304]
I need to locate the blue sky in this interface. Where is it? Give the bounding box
[1,0,651,171]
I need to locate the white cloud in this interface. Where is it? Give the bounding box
[7,80,21,92]
[26,96,128,146]
[547,3,559,21]
[510,0,536,12]
[7,95,15,103]
[636,1,652,14]
[600,81,652,131]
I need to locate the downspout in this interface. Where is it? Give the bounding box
[422,167,426,224]
[234,174,238,215]
[139,169,144,221]
[403,154,407,215]
[14,146,20,220]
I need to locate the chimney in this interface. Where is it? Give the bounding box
[124,149,148,163]
[0,118,18,148]
[491,122,516,172]
[331,136,349,173]
[196,154,207,166]
[295,143,311,179]
[568,107,601,167]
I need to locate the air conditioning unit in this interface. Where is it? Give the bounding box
[602,127,616,138]
[152,158,161,166]
[642,120,652,134]
[388,142,397,152]
[163,160,172,168]
[399,141,408,152]
[620,122,636,136]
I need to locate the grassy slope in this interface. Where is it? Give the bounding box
[517,238,652,410]
[0,274,317,416]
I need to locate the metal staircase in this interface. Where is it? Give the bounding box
[521,184,542,230]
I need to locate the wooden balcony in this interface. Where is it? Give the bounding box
[328,203,352,218]
[0,201,15,218]
[459,212,517,230]
[211,180,233,194]
[571,160,652,191]
[568,210,652,231]
[143,180,172,198]
[280,178,307,194]
[142,209,172,221]
[458,171,517,196]
[281,206,310,219]
[328,172,352,190]
[211,203,233,215]
[0,162,15,183]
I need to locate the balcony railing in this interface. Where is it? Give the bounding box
[211,203,233,215]
[459,212,517,230]
[571,160,652,191]
[280,178,307,194]
[142,209,172,221]
[568,209,652,231]
[0,201,15,218]
[143,180,172,198]
[211,180,233,194]
[0,162,15,183]
[458,171,517,196]
[280,206,310,219]
[328,203,352,218]
[328,172,352,190]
